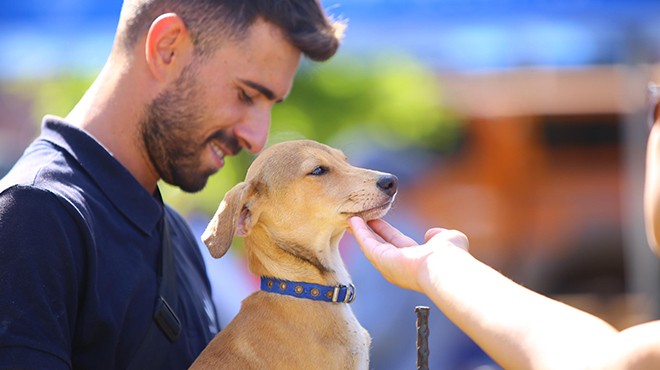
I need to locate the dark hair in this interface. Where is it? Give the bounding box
[119,0,344,61]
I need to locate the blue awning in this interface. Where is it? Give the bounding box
[2,0,660,78]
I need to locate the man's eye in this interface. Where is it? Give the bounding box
[238,89,254,105]
[309,166,328,176]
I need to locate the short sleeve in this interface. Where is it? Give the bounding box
[0,186,86,370]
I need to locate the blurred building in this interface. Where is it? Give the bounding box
[399,65,660,330]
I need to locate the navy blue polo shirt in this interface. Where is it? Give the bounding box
[0,117,218,369]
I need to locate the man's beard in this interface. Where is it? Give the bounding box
[139,63,241,193]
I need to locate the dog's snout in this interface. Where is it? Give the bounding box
[376,175,398,197]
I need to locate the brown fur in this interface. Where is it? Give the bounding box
[190,140,397,369]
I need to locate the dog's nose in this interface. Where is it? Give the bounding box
[376,175,398,197]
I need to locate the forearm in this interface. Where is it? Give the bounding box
[645,125,660,252]
[420,246,619,369]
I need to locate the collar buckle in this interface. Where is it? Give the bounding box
[332,283,356,303]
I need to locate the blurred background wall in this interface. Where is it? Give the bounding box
[3,1,660,368]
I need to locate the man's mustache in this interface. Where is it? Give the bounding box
[210,130,242,156]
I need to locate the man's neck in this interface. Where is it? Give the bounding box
[66,57,161,193]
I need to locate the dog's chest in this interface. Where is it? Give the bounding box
[284,302,370,368]
[336,305,371,370]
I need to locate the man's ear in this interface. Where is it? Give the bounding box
[202,182,260,258]
[144,13,193,82]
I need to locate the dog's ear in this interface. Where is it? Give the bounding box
[201,181,254,258]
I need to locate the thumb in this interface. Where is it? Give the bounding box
[424,228,445,243]
[424,228,470,251]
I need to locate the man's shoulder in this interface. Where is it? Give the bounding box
[0,183,86,221]
[0,184,70,213]
[1,138,85,193]
[1,139,100,218]
[0,140,96,243]
[0,184,90,251]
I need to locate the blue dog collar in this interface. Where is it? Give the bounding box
[260,277,356,304]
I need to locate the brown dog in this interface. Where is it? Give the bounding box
[190,140,397,369]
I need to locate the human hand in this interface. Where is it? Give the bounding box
[348,217,468,293]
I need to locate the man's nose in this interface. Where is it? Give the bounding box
[234,109,271,154]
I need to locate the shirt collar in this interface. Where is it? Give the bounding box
[39,115,163,234]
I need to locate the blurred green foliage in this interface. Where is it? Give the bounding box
[272,53,461,150]
[8,74,95,124]
[162,53,463,216]
[7,52,463,217]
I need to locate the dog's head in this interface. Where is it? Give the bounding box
[202,140,397,258]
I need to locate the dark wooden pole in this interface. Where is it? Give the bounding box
[415,306,430,370]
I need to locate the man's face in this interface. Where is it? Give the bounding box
[140,19,302,192]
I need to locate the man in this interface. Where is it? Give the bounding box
[0,1,343,368]
[349,92,660,368]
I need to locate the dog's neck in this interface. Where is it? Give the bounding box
[244,224,351,287]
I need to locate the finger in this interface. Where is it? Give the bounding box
[348,217,386,246]
[367,219,419,248]
[348,216,369,235]
[348,217,394,268]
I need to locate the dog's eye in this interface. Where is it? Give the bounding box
[309,166,328,176]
